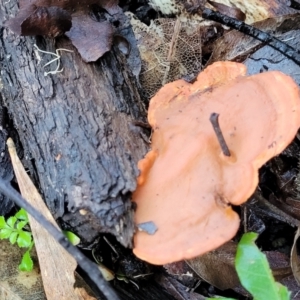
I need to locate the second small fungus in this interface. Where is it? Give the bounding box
[132,61,300,265]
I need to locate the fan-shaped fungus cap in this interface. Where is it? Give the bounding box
[132,61,300,265]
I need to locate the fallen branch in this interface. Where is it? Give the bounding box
[202,8,300,66]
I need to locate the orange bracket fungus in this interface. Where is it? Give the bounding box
[132,61,300,265]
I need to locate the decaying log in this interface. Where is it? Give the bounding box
[0,0,148,247]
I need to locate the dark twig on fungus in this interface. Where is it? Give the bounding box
[209,112,231,156]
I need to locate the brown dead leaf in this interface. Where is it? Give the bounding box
[207,0,246,21]
[65,15,114,62]
[0,239,46,300]
[149,0,296,24]
[264,249,300,298]
[264,251,292,281]
[7,138,88,300]
[127,13,202,99]
[7,0,121,62]
[19,0,117,11]
[185,241,240,291]
[74,287,97,300]
[185,240,293,294]
[209,0,297,24]
[286,198,300,210]
[7,5,72,37]
[291,227,300,285]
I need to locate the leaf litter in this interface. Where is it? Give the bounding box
[4,1,300,299]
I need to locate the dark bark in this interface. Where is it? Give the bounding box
[0,107,15,214]
[0,0,148,247]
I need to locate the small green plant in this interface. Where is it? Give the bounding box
[209,232,290,300]
[0,209,81,272]
[0,208,34,271]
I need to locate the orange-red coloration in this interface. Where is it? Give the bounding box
[137,150,158,185]
[132,62,300,265]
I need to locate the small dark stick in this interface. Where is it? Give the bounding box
[209,113,231,156]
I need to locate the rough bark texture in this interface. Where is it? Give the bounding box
[0,106,15,214]
[0,0,149,247]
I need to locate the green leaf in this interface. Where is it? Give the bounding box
[235,232,290,300]
[0,216,6,228]
[19,250,33,272]
[6,216,17,228]
[0,228,13,239]
[63,230,80,246]
[277,283,291,299]
[9,231,18,244]
[15,209,28,222]
[17,231,32,248]
[28,240,35,251]
[0,210,35,271]
[16,221,28,230]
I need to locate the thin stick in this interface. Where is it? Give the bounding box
[209,113,231,156]
[202,8,300,66]
[0,175,119,300]
[248,192,300,228]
